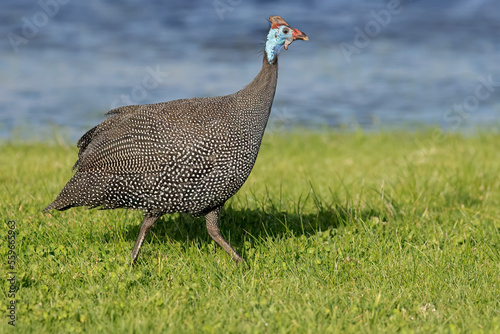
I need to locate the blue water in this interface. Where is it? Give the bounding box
[1,0,499,141]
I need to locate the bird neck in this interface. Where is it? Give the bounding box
[239,52,278,110]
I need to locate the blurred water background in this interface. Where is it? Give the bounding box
[1,0,499,141]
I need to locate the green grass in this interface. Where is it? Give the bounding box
[1,129,500,333]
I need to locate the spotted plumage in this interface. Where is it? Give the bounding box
[44,16,308,264]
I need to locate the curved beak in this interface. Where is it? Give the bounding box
[284,28,309,50]
[292,28,308,41]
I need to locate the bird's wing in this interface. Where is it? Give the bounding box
[73,94,237,175]
[74,103,177,173]
[106,104,144,116]
[73,104,146,170]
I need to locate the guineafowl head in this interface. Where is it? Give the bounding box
[265,15,308,64]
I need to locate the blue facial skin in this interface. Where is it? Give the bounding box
[265,25,293,64]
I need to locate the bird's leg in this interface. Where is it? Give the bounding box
[131,215,159,264]
[205,206,245,264]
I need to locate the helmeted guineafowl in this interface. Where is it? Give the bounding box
[44,15,308,264]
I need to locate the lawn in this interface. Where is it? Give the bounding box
[1,129,499,333]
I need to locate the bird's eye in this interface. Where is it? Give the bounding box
[282,27,290,34]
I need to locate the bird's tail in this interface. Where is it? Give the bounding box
[43,198,73,212]
[43,172,105,212]
[43,184,78,212]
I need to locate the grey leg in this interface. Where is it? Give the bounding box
[131,215,159,264]
[206,206,245,264]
